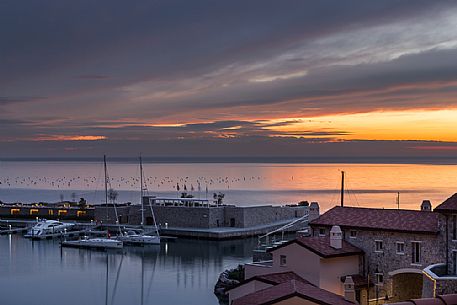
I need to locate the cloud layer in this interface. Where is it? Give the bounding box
[2,1,457,157]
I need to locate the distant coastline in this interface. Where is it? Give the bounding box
[1,156,457,165]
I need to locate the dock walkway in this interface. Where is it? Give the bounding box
[160,218,307,240]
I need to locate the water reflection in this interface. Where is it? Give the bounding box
[0,235,256,305]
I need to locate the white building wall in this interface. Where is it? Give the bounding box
[319,255,360,295]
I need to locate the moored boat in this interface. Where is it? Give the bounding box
[61,237,123,249]
[117,229,160,245]
[25,219,74,238]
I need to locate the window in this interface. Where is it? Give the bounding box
[349,230,357,238]
[411,241,421,264]
[77,210,87,217]
[453,215,457,241]
[396,242,405,254]
[10,208,20,215]
[48,210,54,216]
[375,273,384,285]
[58,209,68,216]
[319,228,326,236]
[30,209,39,215]
[280,255,287,267]
[375,240,383,252]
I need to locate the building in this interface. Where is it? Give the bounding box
[228,272,357,305]
[94,196,310,239]
[235,194,457,305]
[0,200,94,221]
[309,205,445,302]
[244,234,364,294]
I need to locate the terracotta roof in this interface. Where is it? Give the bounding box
[310,206,440,234]
[256,272,311,285]
[232,279,355,305]
[435,193,457,213]
[227,271,309,292]
[268,236,363,258]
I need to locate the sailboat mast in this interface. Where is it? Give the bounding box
[140,155,144,227]
[340,171,345,207]
[104,155,108,221]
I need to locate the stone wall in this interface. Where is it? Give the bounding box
[436,278,457,295]
[94,205,130,224]
[242,206,306,228]
[444,213,457,275]
[224,206,245,228]
[95,204,308,229]
[311,225,446,301]
[150,206,217,228]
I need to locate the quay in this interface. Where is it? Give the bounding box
[96,196,320,240]
[0,197,320,240]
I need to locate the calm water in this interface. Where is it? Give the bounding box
[1,162,457,304]
[0,234,256,305]
[1,162,457,210]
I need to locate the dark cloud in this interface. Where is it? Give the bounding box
[0,96,45,105]
[76,75,110,80]
[1,1,457,157]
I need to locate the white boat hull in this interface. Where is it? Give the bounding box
[62,238,123,249]
[117,234,160,245]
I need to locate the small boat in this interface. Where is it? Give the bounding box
[25,219,74,237]
[117,229,160,245]
[114,155,161,246]
[61,237,123,249]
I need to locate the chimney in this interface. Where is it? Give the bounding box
[330,225,342,249]
[343,276,357,303]
[421,200,432,211]
[309,202,320,221]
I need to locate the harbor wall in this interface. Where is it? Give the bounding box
[94,204,308,231]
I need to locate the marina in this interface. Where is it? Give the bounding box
[0,233,257,305]
[2,161,457,304]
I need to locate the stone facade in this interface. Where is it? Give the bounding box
[95,202,308,229]
[443,213,457,275]
[312,218,446,301]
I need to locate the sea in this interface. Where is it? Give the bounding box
[1,161,457,305]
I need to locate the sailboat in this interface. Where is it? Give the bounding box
[61,155,124,250]
[116,155,160,246]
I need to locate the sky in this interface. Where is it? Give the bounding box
[2,0,457,160]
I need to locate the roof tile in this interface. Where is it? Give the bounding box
[435,193,457,213]
[269,236,363,258]
[310,206,440,234]
[232,280,355,305]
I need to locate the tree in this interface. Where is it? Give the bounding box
[78,198,87,209]
[108,188,118,204]
[213,192,225,205]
